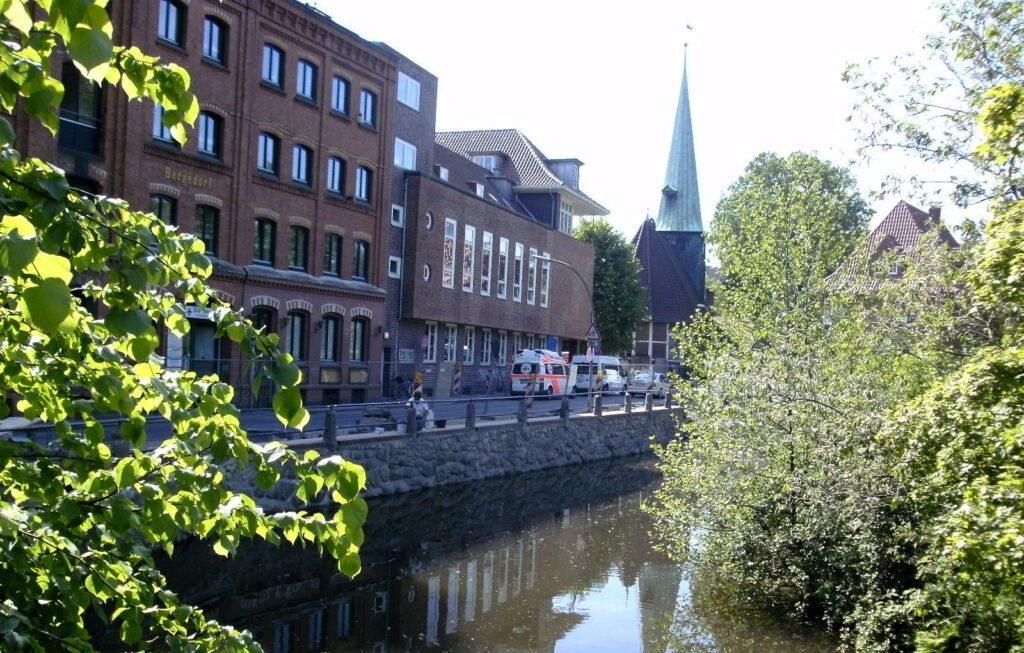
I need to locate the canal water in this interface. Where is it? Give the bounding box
[161,457,833,652]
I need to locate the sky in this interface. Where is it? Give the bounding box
[311,0,955,241]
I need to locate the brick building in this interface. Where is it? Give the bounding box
[13,0,404,404]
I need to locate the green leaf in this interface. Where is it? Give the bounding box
[113,457,137,489]
[21,278,72,333]
[105,309,151,337]
[0,117,13,145]
[30,252,72,283]
[272,387,308,429]
[338,552,361,578]
[4,0,33,33]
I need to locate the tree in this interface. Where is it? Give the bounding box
[0,2,366,650]
[573,218,647,355]
[711,152,870,324]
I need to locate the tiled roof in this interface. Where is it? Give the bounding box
[831,200,959,291]
[432,144,536,218]
[435,129,565,188]
[632,218,702,324]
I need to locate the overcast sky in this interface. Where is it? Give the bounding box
[314,0,956,240]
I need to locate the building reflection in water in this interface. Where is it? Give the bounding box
[159,458,684,652]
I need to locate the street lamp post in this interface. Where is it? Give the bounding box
[531,254,596,406]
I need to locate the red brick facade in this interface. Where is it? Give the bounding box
[13,0,401,404]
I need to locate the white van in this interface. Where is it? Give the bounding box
[510,349,570,397]
[570,355,627,394]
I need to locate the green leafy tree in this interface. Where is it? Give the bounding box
[0,2,366,650]
[573,218,647,355]
[711,151,870,324]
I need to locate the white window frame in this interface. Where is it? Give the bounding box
[527,247,538,305]
[444,324,457,363]
[463,326,475,364]
[442,218,457,289]
[513,242,524,302]
[437,166,449,181]
[462,225,476,293]
[472,154,499,174]
[527,335,535,350]
[397,71,421,111]
[394,137,417,170]
[473,182,485,197]
[513,333,523,355]
[481,328,491,366]
[391,203,405,228]
[423,322,437,363]
[388,256,402,279]
[480,231,493,296]
[540,250,551,308]
[497,237,509,299]
[498,330,507,365]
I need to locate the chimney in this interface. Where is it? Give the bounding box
[928,206,942,221]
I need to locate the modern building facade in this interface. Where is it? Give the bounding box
[631,49,706,369]
[13,0,418,405]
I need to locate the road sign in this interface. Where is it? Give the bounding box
[585,322,601,341]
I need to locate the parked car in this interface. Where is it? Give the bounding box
[569,355,627,394]
[628,372,669,398]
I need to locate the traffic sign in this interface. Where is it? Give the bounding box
[585,322,601,341]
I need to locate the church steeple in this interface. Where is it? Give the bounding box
[656,45,702,234]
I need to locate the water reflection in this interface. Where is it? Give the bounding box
[159,458,832,652]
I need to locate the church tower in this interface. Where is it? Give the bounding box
[655,47,705,301]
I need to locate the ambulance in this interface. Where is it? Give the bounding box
[509,349,571,397]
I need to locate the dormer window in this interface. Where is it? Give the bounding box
[434,165,449,181]
[469,182,484,197]
[471,154,501,175]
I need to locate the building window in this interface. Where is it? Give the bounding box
[288,226,309,270]
[527,334,535,350]
[463,326,475,364]
[253,218,276,265]
[436,165,450,181]
[157,0,185,46]
[285,311,307,361]
[151,104,175,143]
[326,156,345,195]
[473,182,485,198]
[513,243,524,302]
[497,237,509,299]
[527,247,538,305]
[394,138,417,170]
[388,256,402,279]
[559,200,573,234]
[397,71,421,110]
[291,144,312,185]
[337,600,353,639]
[462,225,476,293]
[352,240,369,280]
[481,328,491,365]
[321,315,340,362]
[513,333,523,356]
[197,111,222,158]
[296,59,317,101]
[442,218,457,289]
[58,62,102,155]
[444,324,457,362]
[308,609,325,652]
[257,132,279,175]
[498,330,507,365]
[195,205,219,257]
[423,322,437,363]
[202,17,227,64]
[252,307,276,335]
[480,231,493,296]
[349,317,368,362]
[540,251,551,308]
[391,204,404,228]
[149,194,177,225]
[273,622,292,653]
[471,155,500,174]
[262,44,284,87]
[331,76,350,114]
[422,264,431,282]
[359,89,376,127]
[355,166,372,202]
[323,233,342,276]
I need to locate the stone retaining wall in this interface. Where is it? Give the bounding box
[237,407,682,511]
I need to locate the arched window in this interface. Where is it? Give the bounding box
[253,218,276,265]
[202,16,227,64]
[288,226,309,270]
[251,307,276,335]
[257,132,279,175]
[326,156,345,195]
[349,317,368,362]
[352,240,369,280]
[149,194,177,225]
[195,205,219,257]
[285,311,307,361]
[292,144,312,185]
[197,111,222,158]
[324,234,342,276]
[321,315,340,362]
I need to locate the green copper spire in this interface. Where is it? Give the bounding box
[656,46,702,233]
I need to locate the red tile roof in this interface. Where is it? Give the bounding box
[435,129,563,188]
